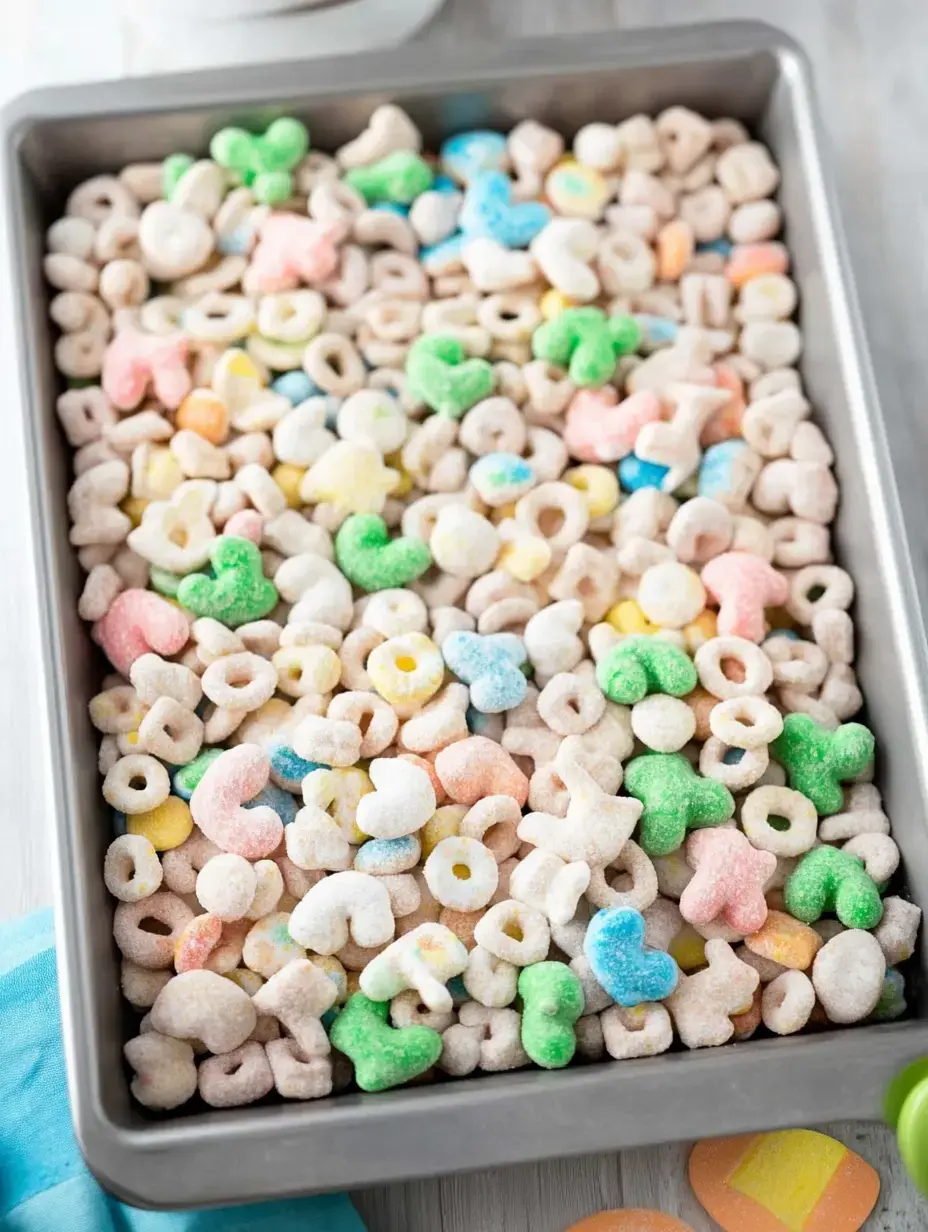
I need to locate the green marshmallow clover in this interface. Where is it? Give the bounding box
[406,334,495,419]
[784,844,884,930]
[517,962,584,1070]
[177,536,278,629]
[532,307,642,388]
[771,713,875,816]
[344,150,434,205]
[329,994,442,1092]
[209,117,309,207]
[162,153,195,200]
[335,514,432,593]
[624,752,735,856]
[595,635,697,705]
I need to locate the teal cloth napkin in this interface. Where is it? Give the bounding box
[0,910,365,1231]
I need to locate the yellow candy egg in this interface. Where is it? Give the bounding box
[565,465,620,519]
[421,804,467,859]
[271,463,306,509]
[683,609,718,652]
[669,925,708,972]
[127,795,193,851]
[545,159,610,220]
[120,496,150,528]
[606,598,661,636]
[540,289,575,320]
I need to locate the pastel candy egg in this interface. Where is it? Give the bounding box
[440,131,508,184]
[565,1213,696,1232]
[689,1129,880,1232]
[545,160,610,220]
[127,795,194,852]
[469,453,535,507]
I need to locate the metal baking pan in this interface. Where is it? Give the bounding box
[5,18,928,1212]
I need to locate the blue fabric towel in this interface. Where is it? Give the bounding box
[0,910,366,1232]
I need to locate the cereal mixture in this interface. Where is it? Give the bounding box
[46,104,921,1111]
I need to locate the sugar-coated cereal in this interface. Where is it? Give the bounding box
[52,101,910,1113]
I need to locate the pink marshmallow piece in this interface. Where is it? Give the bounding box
[190,745,284,860]
[101,330,191,412]
[224,509,265,544]
[681,828,778,935]
[701,550,789,643]
[564,388,663,463]
[248,214,343,294]
[92,588,190,675]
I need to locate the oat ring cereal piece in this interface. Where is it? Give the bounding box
[694,635,774,699]
[201,651,278,710]
[113,892,195,969]
[741,784,819,857]
[423,836,500,911]
[104,834,164,902]
[699,735,769,791]
[103,753,171,814]
[708,693,783,749]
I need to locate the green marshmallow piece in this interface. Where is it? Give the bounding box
[149,565,185,598]
[177,535,278,629]
[209,116,309,206]
[596,635,697,705]
[335,514,431,593]
[771,712,875,816]
[330,994,442,1092]
[532,307,642,388]
[784,844,884,930]
[163,153,195,200]
[518,962,584,1070]
[624,752,735,856]
[345,150,434,205]
[406,334,495,419]
[173,748,224,799]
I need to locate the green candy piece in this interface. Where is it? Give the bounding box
[518,962,584,1070]
[624,752,735,856]
[871,969,906,1022]
[172,748,224,800]
[163,153,195,200]
[345,150,434,205]
[335,514,431,593]
[149,565,185,598]
[784,844,884,929]
[595,635,697,704]
[209,117,309,206]
[176,535,278,629]
[771,712,875,816]
[330,994,442,1092]
[532,307,642,388]
[406,334,495,419]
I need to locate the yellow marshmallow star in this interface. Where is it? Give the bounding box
[299,440,399,516]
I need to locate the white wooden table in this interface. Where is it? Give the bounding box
[2,0,927,1227]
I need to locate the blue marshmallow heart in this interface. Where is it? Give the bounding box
[584,907,679,1007]
[460,171,552,250]
[440,131,508,184]
[698,438,753,504]
[443,630,528,714]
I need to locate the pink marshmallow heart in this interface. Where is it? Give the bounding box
[92,588,190,675]
[681,828,777,935]
[190,745,284,860]
[564,388,663,463]
[101,330,191,412]
[701,550,789,643]
[248,213,344,294]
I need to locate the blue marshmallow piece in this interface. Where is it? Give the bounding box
[583,907,679,1007]
[443,630,528,714]
[619,454,670,493]
[354,834,421,876]
[440,130,508,184]
[245,782,299,828]
[267,741,327,793]
[459,170,551,249]
[698,438,755,505]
